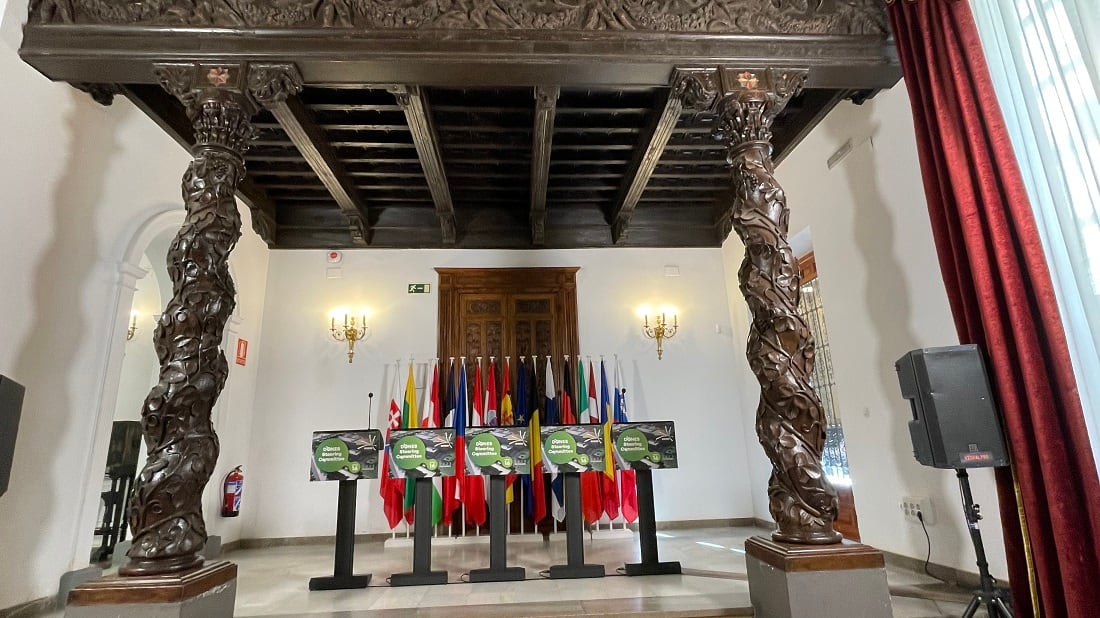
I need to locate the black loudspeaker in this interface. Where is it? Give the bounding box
[105,420,143,477]
[0,374,26,498]
[895,345,1009,469]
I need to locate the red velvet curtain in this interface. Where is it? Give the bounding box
[887,1,1100,615]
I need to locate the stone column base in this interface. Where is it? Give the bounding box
[745,536,892,618]
[66,561,236,618]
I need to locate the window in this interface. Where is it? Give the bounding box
[797,253,850,484]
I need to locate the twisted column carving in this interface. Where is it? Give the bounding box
[713,68,841,545]
[122,63,299,576]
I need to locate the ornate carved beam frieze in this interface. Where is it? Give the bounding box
[609,68,717,244]
[710,67,842,545]
[389,84,456,245]
[122,62,296,577]
[250,64,370,246]
[530,86,559,246]
[26,0,888,35]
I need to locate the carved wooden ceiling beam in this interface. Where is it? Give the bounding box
[609,68,718,244]
[530,86,559,246]
[250,64,370,246]
[389,84,457,245]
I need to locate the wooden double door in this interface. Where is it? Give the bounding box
[436,267,580,534]
[437,267,579,388]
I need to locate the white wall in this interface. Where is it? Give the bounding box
[0,3,270,608]
[111,254,161,424]
[727,83,1007,578]
[245,248,756,538]
[202,214,271,544]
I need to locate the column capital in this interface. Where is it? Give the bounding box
[154,62,303,109]
[712,68,808,157]
[153,62,303,155]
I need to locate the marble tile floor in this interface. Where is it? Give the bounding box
[228,526,986,617]
[46,527,988,617]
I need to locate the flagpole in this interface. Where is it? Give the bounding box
[459,356,467,537]
[564,354,570,407]
[488,355,494,425]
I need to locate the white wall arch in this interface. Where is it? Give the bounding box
[69,205,183,570]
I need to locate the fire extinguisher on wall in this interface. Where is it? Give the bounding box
[222,466,244,517]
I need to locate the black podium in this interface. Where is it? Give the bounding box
[468,476,526,582]
[624,469,681,576]
[610,421,681,576]
[548,473,605,579]
[389,477,448,586]
[309,480,372,590]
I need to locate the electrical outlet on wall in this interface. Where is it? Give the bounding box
[900,496,935,525]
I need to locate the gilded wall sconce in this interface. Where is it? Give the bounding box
[639,305,679,360]
[330,308,369,363]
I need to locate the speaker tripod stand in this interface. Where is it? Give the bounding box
[955,469,1012,618]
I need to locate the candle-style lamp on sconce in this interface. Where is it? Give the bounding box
[639,305,679,360]
[126,311,139,341]
[329,308,369,363]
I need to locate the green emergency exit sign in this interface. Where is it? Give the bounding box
[407,283,431,294]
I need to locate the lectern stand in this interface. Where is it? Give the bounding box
[389,477,448,586]
[624,469,681,575]
[309,480,372,590]
[548,473,605,579]
[468,476,526,582]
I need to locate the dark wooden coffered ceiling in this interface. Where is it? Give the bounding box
[19,0,901,250]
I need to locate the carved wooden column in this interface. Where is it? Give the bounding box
[709,67,841,545]
[121,63,298,576]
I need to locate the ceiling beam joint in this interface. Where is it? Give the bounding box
[609,67,719,244]
[251,64,371,246]
[530,86,560,246]
[389,84,457,245]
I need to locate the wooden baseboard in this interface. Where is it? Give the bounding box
[0,596,56,618]
[234,532,394,550]
[651,517,757,531]
[752,517,773,531]
[227,518,759,553]
[879,549,983,589]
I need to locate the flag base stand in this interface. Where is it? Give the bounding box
[388,570,448,586]
[623,469,681,577]
[548,473,605,580]
[309,480,372,591]
[308,574,373,590]
[469,566,526,582]
[468,476,527,583]
[389,477,448,587]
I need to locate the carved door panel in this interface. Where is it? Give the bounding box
[460,294,506,362]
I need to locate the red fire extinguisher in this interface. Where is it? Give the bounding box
[222,466,243,517]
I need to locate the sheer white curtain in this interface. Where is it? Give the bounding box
[969,0,1100,473]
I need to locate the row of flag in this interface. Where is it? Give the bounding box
[378,356,638,530]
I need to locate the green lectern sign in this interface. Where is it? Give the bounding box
[466,426,531,475]
[310,430,382,481]
[612,421,678,470]
[386,428,456,478]
[539,424,606,474]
